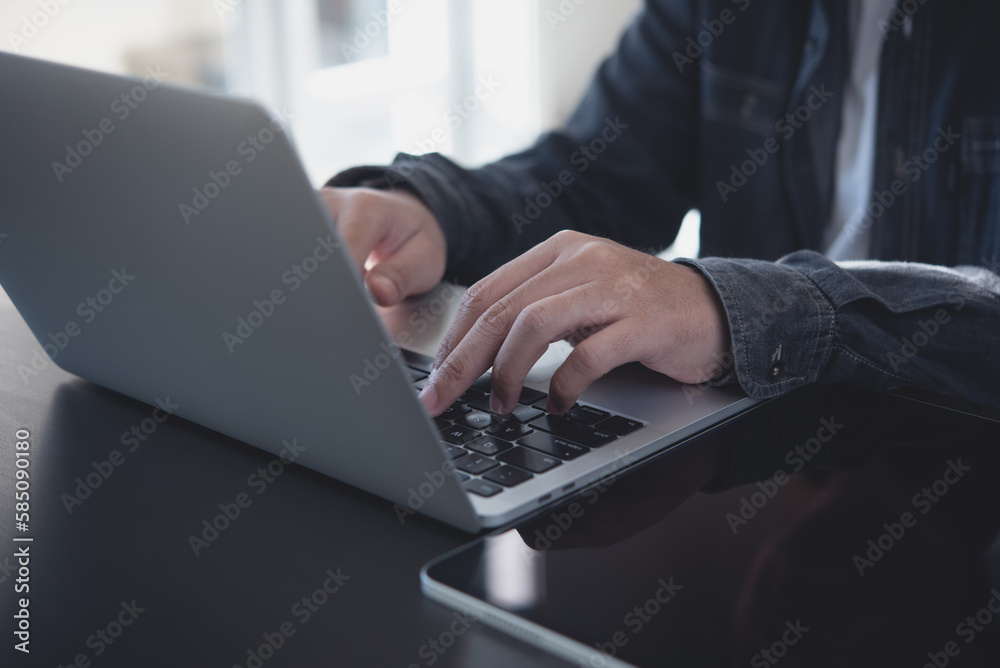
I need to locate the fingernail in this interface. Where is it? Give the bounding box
[419,383,439,414]
[370,274,396,303]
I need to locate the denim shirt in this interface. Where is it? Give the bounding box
[330,0,1000,407]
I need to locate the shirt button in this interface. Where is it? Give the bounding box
[767,360,786,382]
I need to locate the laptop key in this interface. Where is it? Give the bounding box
[442,443,467,460]
[510,404,544,423]
[467,384,547,411]
[454,453,500,475]
[566,404,611,425]
[496,447,562,473]
[596,415,644,436]
[458,410,497,431]
[518,431,589,460]
[465,435,514,457]
[407,367,427,383]
[439,425,478,445]
[403,352,433,373]
[483,466,533,488]
[433,417,451,430]
[455,472,470,483]
[471,375,494,394]
[440,403,470,420]
[529,415,616,448]
[518,387,548,406]
[487,419,534,440]
[469,397,544,424]
[464,479,503,497]
[466,396,494,414]
[459,387,485,404]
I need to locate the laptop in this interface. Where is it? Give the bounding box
[0,52,756,531]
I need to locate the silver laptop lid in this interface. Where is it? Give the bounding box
[0,52,479,532]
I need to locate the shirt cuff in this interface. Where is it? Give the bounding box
[675,256,837,400]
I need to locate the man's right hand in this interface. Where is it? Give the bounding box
[320,186,447,306]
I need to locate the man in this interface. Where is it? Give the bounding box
[322,0,999,417]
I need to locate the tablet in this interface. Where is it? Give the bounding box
[422,385,1000,667]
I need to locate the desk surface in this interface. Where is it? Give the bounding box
[3,285,1000,668]
[0,288,570,668]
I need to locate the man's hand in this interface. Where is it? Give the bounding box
[419,230,731,417]
[320,187,446,306]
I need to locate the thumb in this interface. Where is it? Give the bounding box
[365,234,444,306]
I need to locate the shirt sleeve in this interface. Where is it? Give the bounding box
[677,251,1000,408]
[327,0,701,286]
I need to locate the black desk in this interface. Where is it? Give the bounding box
[0,290,568,667]
[3,285,1000,668]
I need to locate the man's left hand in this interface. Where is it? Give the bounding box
[418,230,732,417]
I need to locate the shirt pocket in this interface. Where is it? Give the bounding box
[700,63,788,138]
[957,116,1000,269]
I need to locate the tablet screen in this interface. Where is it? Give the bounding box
[425,386,1000,667]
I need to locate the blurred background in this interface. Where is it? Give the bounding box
[0,0,700,256]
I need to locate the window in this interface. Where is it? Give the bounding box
[2,1,646,198]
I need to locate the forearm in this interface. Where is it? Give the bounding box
[680,251,1000,407]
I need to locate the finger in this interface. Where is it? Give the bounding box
[547,321,642,413]
[365,231,442,306]
[489,286,618,414]
[565,323,608,347]
[319,188,389,278]
[421,262,592,416]
[432,238,565,371]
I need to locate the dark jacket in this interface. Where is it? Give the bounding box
[330,0,1000,407]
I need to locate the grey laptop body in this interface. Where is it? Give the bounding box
[0,52,755,531]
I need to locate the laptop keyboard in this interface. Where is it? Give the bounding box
[405,353,645,499]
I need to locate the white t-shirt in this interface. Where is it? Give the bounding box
[823,0,898,261]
